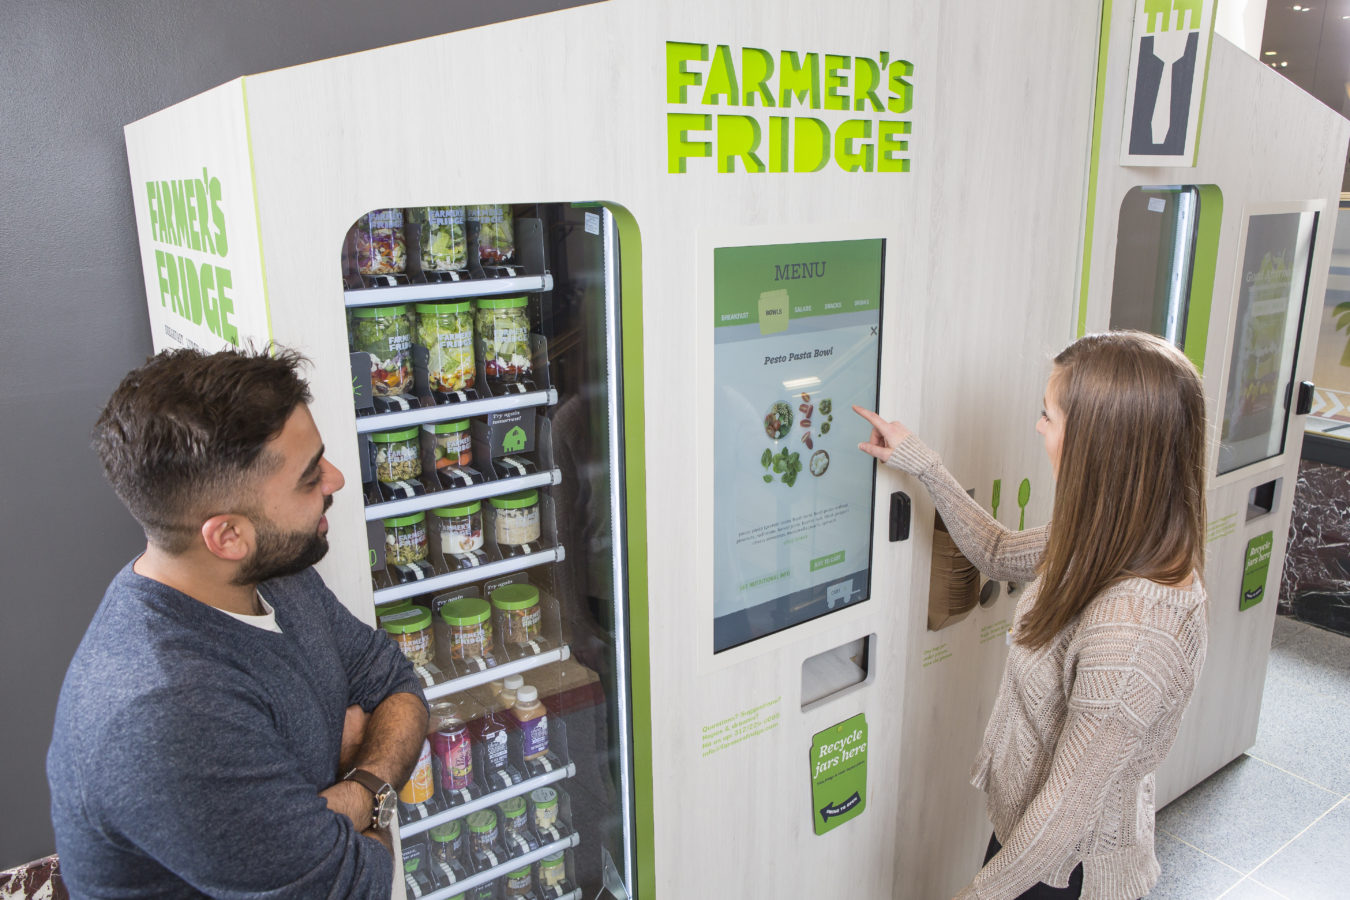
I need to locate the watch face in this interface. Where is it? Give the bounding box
[375,789,397,829]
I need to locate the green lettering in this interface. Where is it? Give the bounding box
[193,178,212,255]
[716,115,764,173]
[200,262,221,337]
[146,183,161,242]
[171,180,192,250]
[167,253,184,316]
[853,57,884,112]
[878,120,911,173]
[741,47,775,107]
[767,116,790,173]
[779,51,820,109]
[154,249,171,307]
[183,256,203,324]
[216,267,237,346]
[834,119,874,172]
[823,54,850,111]
[793,117,830,173]
[666,42,708,104]
[209,176,228,257]
[159,182,177,246]
[702,44,739,106]
[887,60,914,114]
[668,113,712,174]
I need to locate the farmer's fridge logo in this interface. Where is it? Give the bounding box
[144,170,239,345]
[666,41,914,174]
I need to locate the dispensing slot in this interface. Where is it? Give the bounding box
[1247,478,1280,521]
[801,635,875,712]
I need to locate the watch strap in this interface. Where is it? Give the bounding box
[343,768,394,829]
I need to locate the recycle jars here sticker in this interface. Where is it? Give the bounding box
[1240,531,1274,611]
[810,714,868,835]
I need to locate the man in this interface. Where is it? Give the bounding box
[48,346,429,898]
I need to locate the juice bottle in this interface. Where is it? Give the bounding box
[512,685,549,761]
[474,701,513,774]
[499,673,524,707]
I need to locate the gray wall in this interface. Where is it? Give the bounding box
[0,0,591,867]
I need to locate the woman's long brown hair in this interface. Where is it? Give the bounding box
[1016,331,1207,650]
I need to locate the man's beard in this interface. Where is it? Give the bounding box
[233,495,332,586]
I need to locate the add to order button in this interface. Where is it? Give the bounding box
[810,550,845,572]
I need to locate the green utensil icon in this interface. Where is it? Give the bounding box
[1017,478,1031,530]
[991,479,1002,521]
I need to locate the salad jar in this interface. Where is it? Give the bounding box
[435,501,484,557]
[537,852,566,888]
[351,208,406,275]
[350,305,412,396]
[429,820,465,866]
[491,583,542,646]
[382,608,434,666]
[409,206,467,272]
[531,787,559,830]
[382,512,428,565]
[427,419,473,471]
[503,863,533,898]
[466,809,498,856]
[499,795,529,841]
[475,296,532,385]
[439,596,492,660]
[374,599,414,624]
[467,204,515,265]
[415,302,476,394]
[490,489,541,550]
[369,427,422,484]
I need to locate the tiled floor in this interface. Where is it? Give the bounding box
[1150,615,1350,899]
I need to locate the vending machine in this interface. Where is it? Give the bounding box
[122,0,1349,897]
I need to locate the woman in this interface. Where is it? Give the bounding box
[856,331,1209,900]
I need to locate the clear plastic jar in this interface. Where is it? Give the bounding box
[369,427,422,484]
[490,489,540,549]
[415,302,476,394]
[475,296,532,385]
[537,851,566,888]
[439,596,492,660]
[491,584,541,646]
[374,599,413,624]
[499,795,528,841]
[429,819,465,866]
[503,863,533,898]
[350,305,412,396]
[410,206,467,272]
[467,204,515,265]
[531,787,559,830]
[466,809,497,856]
[382,607,434,666]
[383,512,428,565]
[427,419,473,472]
[352,208,406,275]
[436,501,483,556]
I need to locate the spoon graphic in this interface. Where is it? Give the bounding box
[1017,478,1031,531]
[991,479,1002,521]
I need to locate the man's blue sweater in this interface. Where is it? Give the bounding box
[48,562,424,898]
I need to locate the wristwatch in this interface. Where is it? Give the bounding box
[343,768,397,830]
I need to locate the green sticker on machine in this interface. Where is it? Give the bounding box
[1240,531,1274,611]
[810,713,867,835]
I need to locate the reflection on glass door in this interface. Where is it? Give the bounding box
[1218,210,1319,475]
[1110,185,1200,348]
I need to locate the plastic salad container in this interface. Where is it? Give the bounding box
[351,208,406,275]
[491,583,542,645]
[381,607,434,666]
[369,427,422,484]
[439,596,492,660]
[415,301,475,393]
[435,500,483,556]
[467,204,515,265]
[427,419,473,471]
[409,206,467,272]
[490,489,541,549]
[350,305,412,396]
[475,296,532,385]
[467,809,498,855]
[383,511,429,565]
[531,787,559,829]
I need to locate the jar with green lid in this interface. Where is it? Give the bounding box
[369,428,422,484]
[489,489,540,550]
[415,302,476,394]
[383,511,428,566]
[439,596,492,660]
[429,820,465,866]
[435,501,483,557]
[502,862,533,898]
[491,584,541,645]
[475,296,532,385]
[466,809,498,856]
[467,204,515,265]
[537,851,566,888]
[350,305,412,396]
[381,607,434,666]
[374,599,414,623]
[530,787,559,830]
[426,419,473,471]
[499,795,528,840]
[352,208,406,275]
[408,206,467,272]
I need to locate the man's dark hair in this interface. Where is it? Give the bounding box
[92,346,313,554]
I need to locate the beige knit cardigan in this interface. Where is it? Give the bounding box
[887,435,1208,900]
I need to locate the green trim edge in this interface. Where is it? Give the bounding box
[1184,185,1222,374]
[239,77,274,343]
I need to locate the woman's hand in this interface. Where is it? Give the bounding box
[854,405,912,462]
